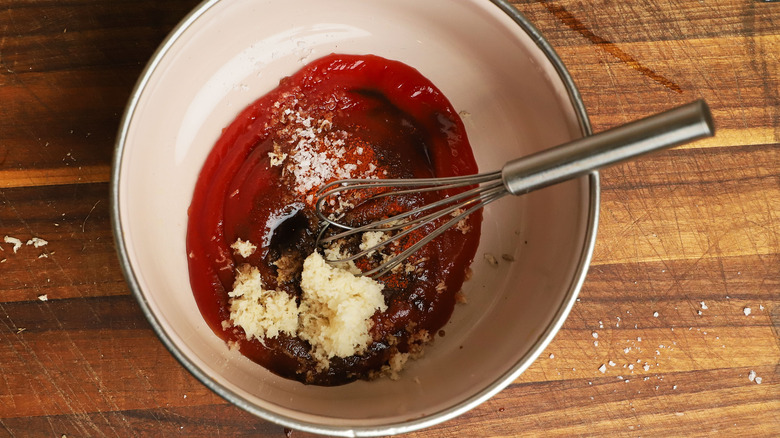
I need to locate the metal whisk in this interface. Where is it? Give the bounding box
[315,100,714,278]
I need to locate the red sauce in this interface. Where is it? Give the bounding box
[186,54,481,385]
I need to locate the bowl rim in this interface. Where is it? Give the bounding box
[110,0,599,435]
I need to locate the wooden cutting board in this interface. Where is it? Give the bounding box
[0,0,777,436]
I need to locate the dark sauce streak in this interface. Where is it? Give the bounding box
[352,88,435,174]
[537,0,684,94]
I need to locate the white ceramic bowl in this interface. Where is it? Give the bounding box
[112,0,597,435]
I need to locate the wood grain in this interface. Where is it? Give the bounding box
[1,0,778,436]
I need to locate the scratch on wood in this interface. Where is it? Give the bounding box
[536,0,684,93]
[40,304,133,437]
[743,1,780,142]
[770,306,780,359]
[0,418,16,438]
[82,200,101,233]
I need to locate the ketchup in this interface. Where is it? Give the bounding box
[186,54,481,385]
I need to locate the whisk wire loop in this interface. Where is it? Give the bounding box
[364,186,508,278]
[317,179,504,236]
[320,183,508,278]
[315,171,502,228]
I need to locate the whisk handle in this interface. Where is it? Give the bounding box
[501,100,715,195]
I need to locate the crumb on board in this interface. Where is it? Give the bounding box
[484,253,498,267]
[37,294,48,301]
[4,235,49,254]
[27,237,48,248]
[4,236,22,253]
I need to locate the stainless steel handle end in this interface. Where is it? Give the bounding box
[502,100,715,195]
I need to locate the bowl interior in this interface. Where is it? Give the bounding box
[114,0,594,434]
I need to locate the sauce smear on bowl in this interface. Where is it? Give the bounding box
[187,54,481,385]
